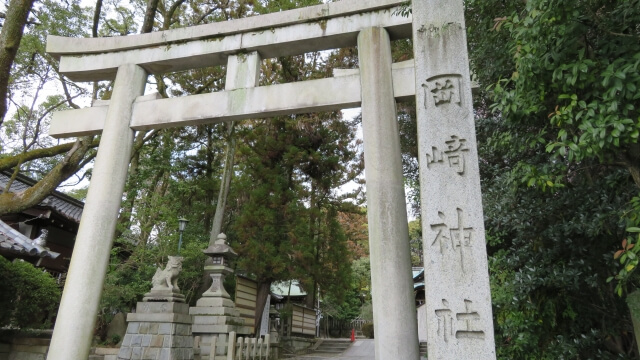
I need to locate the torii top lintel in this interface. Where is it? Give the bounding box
[48,0,412,82]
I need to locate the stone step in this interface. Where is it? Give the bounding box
[316,344,351,350]
[419,342,428,356]
[313,339,351,355]
[317,340,351,344]
[317,343,351,348]
[313,348,347,354]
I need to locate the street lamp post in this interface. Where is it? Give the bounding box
[177,217,189,253]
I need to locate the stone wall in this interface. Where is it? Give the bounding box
[119,322,193,359]
[0,334,51,360]
[0,339,121,360]
[278,336,315,355]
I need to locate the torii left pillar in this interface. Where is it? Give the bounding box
[47,64,147,360]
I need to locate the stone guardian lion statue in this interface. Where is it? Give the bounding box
[151,256,183,292]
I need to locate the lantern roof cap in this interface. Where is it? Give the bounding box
[203,233,237,258]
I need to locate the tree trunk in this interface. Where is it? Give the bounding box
[196,122,237,298]
[138,170,168,246]
[91,0,103,38]
[305,184,318,309]
[627,290,640,356]
[140,0,160,33]
[623,144,640,189]
[114,131,150,240]
[209,122,236,244]
[0,0,36,126]
[254,281,271,335]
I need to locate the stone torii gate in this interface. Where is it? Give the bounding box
[45,0,495,359]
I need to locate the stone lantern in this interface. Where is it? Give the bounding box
[190,233,250,358]
[201,233,236,299]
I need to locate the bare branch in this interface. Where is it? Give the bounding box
[194,6,220,25]
[163,0,188,30]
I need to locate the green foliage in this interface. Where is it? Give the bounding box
[229,49,363,305]
[392,1,411,18]
[468,0,640,189]
[464,1,640,356]
[478,115,636,358]
[351,257,371,304]
[63,185,88,201]
[0,257,61,329]
[322,287,361,323]
[253,0,323,14]
[98,237,207,339]
[361,323,374,339]
[231,113,358,300]
[608,197,640,297]
[1,0,91,179]
[87,0,364,340]
[359,302,373,322]
[408,219,422,266]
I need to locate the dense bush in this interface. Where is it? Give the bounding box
[0,256,61,329]
[362,323,374,339]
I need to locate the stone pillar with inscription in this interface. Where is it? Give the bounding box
[118,256,194,360]
[412,0,497,359]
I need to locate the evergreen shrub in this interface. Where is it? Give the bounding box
[362,323,374,339]
[0,256,61,329]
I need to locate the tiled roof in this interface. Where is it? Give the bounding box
[412,267,424,280]
[271,280,307,297]
[0,172,84,223]
[0,219,59,259]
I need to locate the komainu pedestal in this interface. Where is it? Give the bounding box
[118,257,194,360]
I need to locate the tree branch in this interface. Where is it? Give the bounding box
[0,136,95,216]
[0,0,36,127]
[141,0,160,33]
[0,138,100,172]
[92,0,103,38]
[163,0,188,30]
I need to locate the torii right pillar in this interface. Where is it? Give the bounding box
[413,0,497,359]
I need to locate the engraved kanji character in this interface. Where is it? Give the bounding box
[444,135,469,175]
[431,208,475,272]
[455,300,485,340]
[426,146,444,168]
[432,79,458,105]
[435,299,454,343]
[450,208,474,249]
[430,212,450,254]
[451,208,474,272]
[422,75,462,108]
